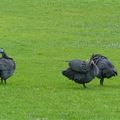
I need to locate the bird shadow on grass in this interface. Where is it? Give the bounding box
[64,83,120,91]
[64,84,94,91]
[100,84,120,89]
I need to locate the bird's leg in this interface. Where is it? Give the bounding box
[83,83,86,88]
[100,78,104,86]
[4,80,7,85]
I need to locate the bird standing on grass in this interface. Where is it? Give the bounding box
[90,54,117,86]
[0,48,16,84]
[62,59,99,88]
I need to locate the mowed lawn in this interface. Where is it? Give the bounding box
[0,0,119,120]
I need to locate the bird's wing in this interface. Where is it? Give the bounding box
[0,58,15,70]
[97,59,114,69]
[69,60,89,73]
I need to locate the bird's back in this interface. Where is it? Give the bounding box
[69,60,89,73]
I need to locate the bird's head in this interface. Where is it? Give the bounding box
[0,48,4,53]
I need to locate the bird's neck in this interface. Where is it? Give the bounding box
[1,52,11,59]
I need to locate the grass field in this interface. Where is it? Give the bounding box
[0,0,120,120]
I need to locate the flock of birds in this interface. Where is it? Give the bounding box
[0,48,118,88]
[62,54,117,88]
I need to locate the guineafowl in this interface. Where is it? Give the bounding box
[90,54,117,85]
[0,48,16,84]
[62,60,99,88]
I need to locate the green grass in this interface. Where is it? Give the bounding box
[0,0,119,119]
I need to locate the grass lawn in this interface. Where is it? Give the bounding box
[0,0,119,120]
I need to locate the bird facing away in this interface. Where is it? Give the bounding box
[90,54,117,85]
[62,59,99,88]
[0,48,16,84]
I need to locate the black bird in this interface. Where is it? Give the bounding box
[90,54,117,85]
[0,48,16,84]
[62,60,99,88]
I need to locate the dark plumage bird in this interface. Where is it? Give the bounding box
[90,54,117,85]
[0,48,16,84]
[62,60,99,88]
